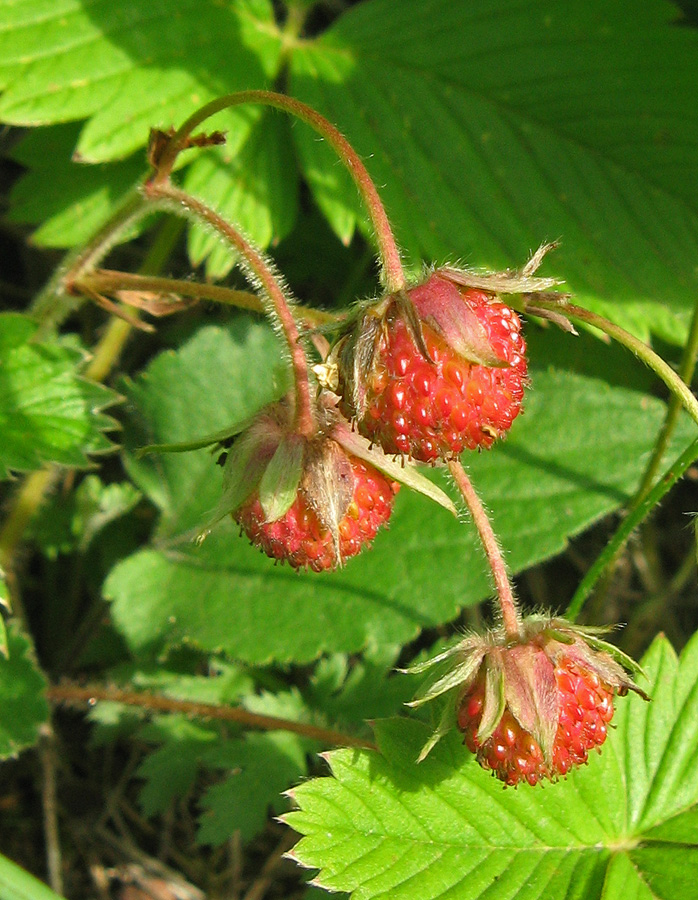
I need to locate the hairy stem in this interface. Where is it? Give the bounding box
[48,683,376,751]
[151,89,405,292]
[448,460,520,639]
[144,180,317,436]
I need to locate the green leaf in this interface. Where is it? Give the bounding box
[0,0,286,270]
[289,0,698,342]
[136,716,219,817]
[7,123,146,247]
[0,314,118,477]
[0,622,49,759]
[120,317,289,534]
[0,0,281,160]
[285,633,698,900]
[105,321,696,664]
[0,852,68,900]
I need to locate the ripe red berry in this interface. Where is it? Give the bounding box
[406,614,647,782]
[334,273,527,463]
[457,658,615,786]
[235,456,398,572]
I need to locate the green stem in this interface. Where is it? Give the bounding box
[74,269,336,327]
[144,180,317,436]
[151,89,406,292]
[565,437,698,620]
[448,460,521,640]
[632,298,698,506]
[530,298,698,430]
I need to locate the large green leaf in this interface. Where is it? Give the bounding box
[105,321,696,664]
[0,0,286,273]
[0,622,49,759]
[0,313,118,477]
[0,0,280,160]
[289,0,698,342]
[285,632,698,900]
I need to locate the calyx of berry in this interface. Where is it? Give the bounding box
[404,615,647,780]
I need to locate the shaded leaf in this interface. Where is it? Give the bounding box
[290,0,698,342]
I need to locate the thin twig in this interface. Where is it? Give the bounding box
[48,682,377,750]
[38,723,63,895]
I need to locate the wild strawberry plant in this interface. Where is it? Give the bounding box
[1,2,698,899]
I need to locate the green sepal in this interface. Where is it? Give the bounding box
[137,416,256,457]
[416,694,458,763]
[198,431,272,537]
[476,660,506,745]
[258,436,304,523]
[335,426,457,516]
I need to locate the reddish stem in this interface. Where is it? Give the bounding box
[151,89,405,293]
[47,683,376,751]
[448,460,521,640]
[144,180,316,437]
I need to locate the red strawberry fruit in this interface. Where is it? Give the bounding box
[405,615,647,783]
[202,393,457,571]
[235,455,398,573]
[331,272,527,463]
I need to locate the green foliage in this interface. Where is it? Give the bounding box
[3,0,698,327]
[287,633,698,900]
[0,622,49,759]
[0,314,118,477]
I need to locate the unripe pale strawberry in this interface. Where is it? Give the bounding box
[330,272,527,463]
[235,454,398,572]
[203,393,457,571]
[405,615,647,784]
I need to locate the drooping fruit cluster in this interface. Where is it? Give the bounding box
[406,615,646,784]
[331,272,527,463]
[235,456,398,572]
[203,393,456,572]
[458,658,615,786]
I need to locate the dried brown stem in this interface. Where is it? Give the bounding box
[47,683,376,751]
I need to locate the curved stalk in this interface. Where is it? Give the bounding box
[144,180,317,436]
[150,89,405,292]
[632,297,698,505]
[529,298,698,430]
[448,460,521,640]
[30,186,151,333]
